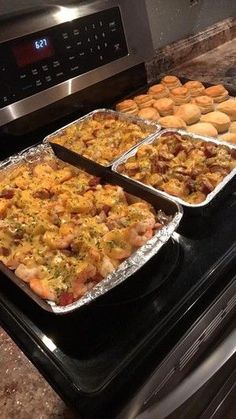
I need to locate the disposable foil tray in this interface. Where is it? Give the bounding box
[0,143,182,314]
[44,108,161,167]
[112,129,236,211]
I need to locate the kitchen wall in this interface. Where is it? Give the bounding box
[145,0,236,49]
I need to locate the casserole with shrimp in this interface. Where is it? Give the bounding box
[48,110,158,166]
[0,156,170,306]
[116,132,236,205]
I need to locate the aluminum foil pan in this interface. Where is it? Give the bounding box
[0,143,53,169]
[112,128,236,210]
[44,108,161,167]
[0,143,182,314]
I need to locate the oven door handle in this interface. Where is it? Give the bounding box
[136,327,236,419]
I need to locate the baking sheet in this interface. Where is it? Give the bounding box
[0,143,182,314]
[44,108,161,167]
[114,78,236,144]
[112,128,236,209]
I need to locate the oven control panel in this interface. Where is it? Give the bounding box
[0,7,128,109]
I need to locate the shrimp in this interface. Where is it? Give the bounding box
[8,240,35,266]
[126,202,156,230]
[15,263,41,283]
[98,255,117,277]
[72,262,97,298]
[102,229,132,260]
[29,278,56,301]
[88,247,102,263]
[43,222,75,249]
[74,262,97,284]
[126,222,153,247]
[72,282,89,299]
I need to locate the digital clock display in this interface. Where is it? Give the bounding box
[12,37,55,68]
[34,38,48,50]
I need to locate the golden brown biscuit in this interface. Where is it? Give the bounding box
[205,84,229,103]
[229,122,236,133]
[175,103,201,125]
[184,80,205,97]
[147,84,169,100]
[161,75,182,90]
[116,99,138,115]
[187,122,218,138]
[158,115,187,129]
[138,107,160,121]
[219,133,236,144]
[216,100,236,121]
[200,111,231,133]
[153,98,174,116]
[192,95,214,114]
[133,94,155,109]
[170,87,191,105]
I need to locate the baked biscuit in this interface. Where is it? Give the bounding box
[161,75,182,90]
[219,133,236,144]
[138,107,160,121]
[158,115,186,129]
[187,122,218,138]
[116,99,138,115]
[229,122,236,133]
[200,111,231,133]
[216,100,236,121]
[205,84,229,103]
[133,94,155,109]
[170,87,191,105]
[175,103,201,125]
[148,84,169,100]
[184,80,205,97]
[193,95,214,114]
[153,98,174,116]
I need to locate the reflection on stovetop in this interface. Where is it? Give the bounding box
[0,190,236,395]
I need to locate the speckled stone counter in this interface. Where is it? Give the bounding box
[172,38,236,92]
[0,328,75,419]
[146,17,236,92]
[1,17,236,419]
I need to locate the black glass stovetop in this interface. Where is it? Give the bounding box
[0,68,236,418]
[0,187,235,418]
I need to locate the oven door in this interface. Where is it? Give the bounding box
[137,324,236,419]
[117,278,236,419]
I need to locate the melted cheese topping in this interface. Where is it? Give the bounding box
[51,112,153,165]
[0,157,166,305]
[119,133,236,203]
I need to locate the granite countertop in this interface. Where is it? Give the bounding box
[0,328,75,419]
[1,18,236,419]
[173,38,236,92]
